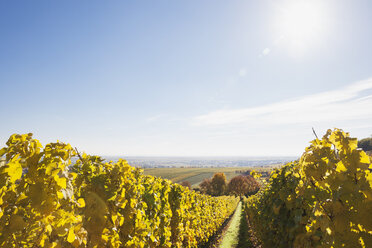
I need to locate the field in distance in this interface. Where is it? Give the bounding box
[103,156,295,188]
[143,166,277,188]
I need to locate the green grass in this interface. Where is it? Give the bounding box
[143,166,274,187]
[219,202,242,248]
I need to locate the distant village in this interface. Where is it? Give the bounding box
[123,156,295,168]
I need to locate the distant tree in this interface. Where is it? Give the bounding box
[228,175,259,196]
[228,175,248,196]
[358,136,372,152]
[210,173,227,196]
[180,181,191,189]
[200,178,212,195]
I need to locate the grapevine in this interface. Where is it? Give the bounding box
[245,129,372,248]
[0,133,239,247]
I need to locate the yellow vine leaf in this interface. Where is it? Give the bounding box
[112,214,117,224]
[0,147,6,157]
[4,156,22,183]
[336,162,347,172]
[67,228,75,243]
[77,198,85,208]
[314,209,323,216]
[366,172,372,188]
[54,175,67,189]
[359,152,370,164]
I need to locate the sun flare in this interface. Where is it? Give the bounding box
[275,0,329,54]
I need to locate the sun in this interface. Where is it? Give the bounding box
[274,0,329,55]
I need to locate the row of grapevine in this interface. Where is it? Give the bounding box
[245,129,372,247]
[0,133,239,248]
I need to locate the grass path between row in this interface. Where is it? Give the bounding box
[218,201,242,248]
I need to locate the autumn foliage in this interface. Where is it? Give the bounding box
[180,181,191,189]
[227,175,259,196]
[200,173,228,196]
[200,173,259,197]
[0,133,239,247]
[245,129,372,247]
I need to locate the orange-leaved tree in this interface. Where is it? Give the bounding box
[210,173,227,196]
[228,175,259,196]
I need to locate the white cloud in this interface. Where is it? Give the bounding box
[192,78,372,127]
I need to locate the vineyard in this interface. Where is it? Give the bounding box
[0,129,371,248]
[245,129,372,247]
[0,133,238,247]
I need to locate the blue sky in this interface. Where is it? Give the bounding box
[1,0,371,156]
